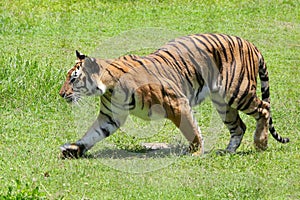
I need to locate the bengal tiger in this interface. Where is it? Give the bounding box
[59,33,289,158]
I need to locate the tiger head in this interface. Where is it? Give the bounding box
[59,51,106,103]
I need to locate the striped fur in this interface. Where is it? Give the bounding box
[59,34,289,158]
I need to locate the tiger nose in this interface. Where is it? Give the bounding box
[59,87,68,98]
[60,92,66,98]
[59,90,66,98]
[59,87,73,98]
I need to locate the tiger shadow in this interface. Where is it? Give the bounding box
[84,145,256,159]
[84,144,186,159]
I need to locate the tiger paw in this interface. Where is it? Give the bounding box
[60,143,84,159]
[188,143,204,156]
[257,101,270,119]
[191,150,203,157]
[254,141,268,151]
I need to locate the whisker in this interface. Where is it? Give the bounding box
[74,95,88,106]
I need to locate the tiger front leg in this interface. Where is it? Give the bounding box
[60,143,85,159]
[60,111,128,159]
[168,98,204,156]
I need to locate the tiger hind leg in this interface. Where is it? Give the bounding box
[241,97,270,151]
[224,111,246,153]
[211,93,246,153]
[254,100,270,151]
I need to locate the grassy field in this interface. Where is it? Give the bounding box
[0,0,299,199]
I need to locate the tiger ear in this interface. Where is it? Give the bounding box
[76,50,86,61]
[83,57,100,74]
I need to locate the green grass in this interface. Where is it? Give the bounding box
[0,0,299,199]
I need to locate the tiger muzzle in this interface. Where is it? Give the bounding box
[59,86,74,102]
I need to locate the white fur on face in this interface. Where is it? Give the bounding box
[96,80,107,95]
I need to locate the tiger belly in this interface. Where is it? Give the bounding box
[191,85,209,106]
[129,89,168,121]
[129,84,210,121]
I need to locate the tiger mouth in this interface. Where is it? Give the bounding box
[65,97,73,103]
[64,95,80,103]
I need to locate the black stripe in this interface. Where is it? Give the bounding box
[205,34,219,51]
[224,63,229,94]
[101,94,124,111]
[132,58,152,74]
[236,60,251,109]
[229,125,239,132]
[81,73,93,86]
[193,35,213,53]
[180,38,207,87]
[222,36,236,95]
[160,49,185,83]
[170,37,207,90]
[123,93,136,110]
[226,38,241,92]
[239,95,255,111]
[153,57,183,98]
[211,99,227,107]
[161,49,194,95]
[110,63,127,73]
[212,48,222,70]
[245,110,257,116]
[227,38,246,106]
[260,76,269,81]
[76,85,88,90]
[175,40,210,88]
[122,59,138,73]
[95,129,103,136]
[210,34,228,62]
[177,41,197,59]
[195,87,203,99]
[269,126,275,133]
[248,43,255,71]
[216,108,229,115]
[220,34,235,49]
[197,34,215,52]
[99,110,119,127]
[100,128,110,137]
[227,60,237,95]
[160,85,176,117]
[144,55,176,97]
[143,55,177,96]
[181,36,212,58]
[227,35,236,48]
[228,66,245,106]
[247,44,256,81]
[131,57,179,104]
[224,115,239,125]
[227,39,236,62]
[184,36,216,74]
[236,37,243,61]
[141,92,145,110]
[269,117,273,125]
[154,54,181,82]
[168,43,192,76]
[117,81,130,102]
[105,68,118,81]
[262,87,270,100]
[143,56,164,76]
[236,81,250,110]
[101,100,117,114]
[149,56,175,80]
